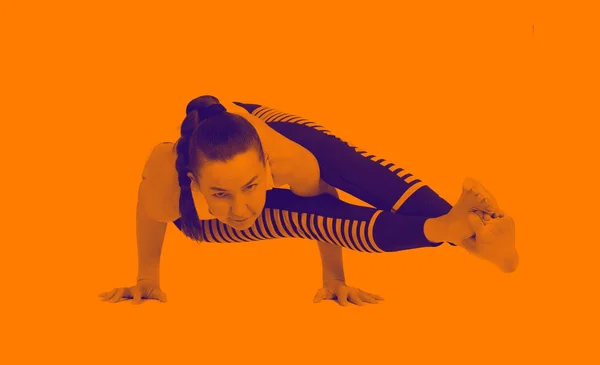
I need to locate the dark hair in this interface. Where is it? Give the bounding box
[173,95,266,241]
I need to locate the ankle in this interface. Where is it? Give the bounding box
[424,216,451,244]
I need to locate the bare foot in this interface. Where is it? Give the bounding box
[441,178,504,244]
[461,213,519,273]
[458,178,503,216]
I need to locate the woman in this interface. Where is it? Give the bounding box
[99,95,519,306]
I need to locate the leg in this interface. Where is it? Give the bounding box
[174,188,456,253]
[233,101,500,221]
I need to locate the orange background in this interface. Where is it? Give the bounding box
[3,1,598,364]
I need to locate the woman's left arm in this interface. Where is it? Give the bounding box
[288,156,384,306]
[312,182,347,285]
[287,161,346,283]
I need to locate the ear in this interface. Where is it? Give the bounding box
[187,172,199,189]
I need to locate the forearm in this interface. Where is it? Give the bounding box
[287,172,349,283]
[316,181,346,283]
[136,190,167,284]
[317,241,346,283]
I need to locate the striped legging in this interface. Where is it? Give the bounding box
[172,101,454,253]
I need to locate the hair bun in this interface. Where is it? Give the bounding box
[194,103,226,121]
[185,95,225,116]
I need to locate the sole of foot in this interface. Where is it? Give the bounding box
[462,214,519,273]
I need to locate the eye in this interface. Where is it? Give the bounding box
[245,184,258,192]
[213,192,228,198]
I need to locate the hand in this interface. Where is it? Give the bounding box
[98,278,168,304]
[313,279,384,306]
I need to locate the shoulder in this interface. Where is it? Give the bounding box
[139,142,181,222]
[285,149,322,197]
[224,100,278,150]
[142,142,178,179]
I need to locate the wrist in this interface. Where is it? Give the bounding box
[137,265,160,281]
[136,274,160,285]
[323,276,345,285]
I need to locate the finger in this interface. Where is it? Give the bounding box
[154,289,168,303]
[372,294,385,301]
[467,212,486,235]
[132,286,143,305]
[313,288,327,303]
[358,290,379,304]
[348,290,366,306]
[313,291,324,303]
[109,288,127,303]
[360,290,385,301]
[335,287,349,307]
[314,288,334,303]
[100,288,118,301]
[98,288,117,298]
[98,291,108,297]
[107,288,123,303]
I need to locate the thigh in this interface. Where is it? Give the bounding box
[235,101,452,218]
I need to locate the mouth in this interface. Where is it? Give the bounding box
[231,217,251,223]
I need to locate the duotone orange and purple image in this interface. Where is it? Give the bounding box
[3,1,597,364]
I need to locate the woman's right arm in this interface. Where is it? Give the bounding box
[135,143,181,285]
[136,180,168,285]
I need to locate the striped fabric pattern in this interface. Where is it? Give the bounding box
[198,208,385,253]
[243,103,426,214]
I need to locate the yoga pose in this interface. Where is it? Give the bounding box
[99,95,519,306]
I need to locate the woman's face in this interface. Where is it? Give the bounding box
[190,148,268,230]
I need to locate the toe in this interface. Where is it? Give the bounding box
[463,177,476,192]
[470,180,500,213]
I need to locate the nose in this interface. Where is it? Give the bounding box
[230,196,251,219]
